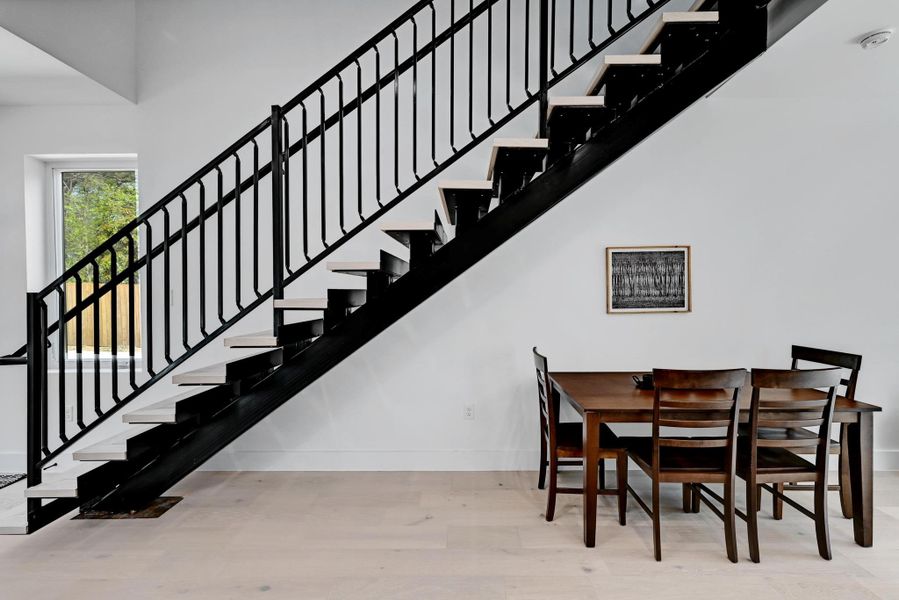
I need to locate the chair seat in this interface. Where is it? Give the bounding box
[555,422,624,457]
[737,444,817,482]
[738,425,839,452]
[622,436,729,474]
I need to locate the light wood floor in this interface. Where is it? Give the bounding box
[1,470,897,599]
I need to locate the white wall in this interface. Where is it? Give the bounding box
[0,0,895,473]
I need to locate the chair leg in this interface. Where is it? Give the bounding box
[538,439,547,490]
[545,454,558,522]
[838,424,853,519]
[815,476,833,560]
[746,478,760,563]
[599,459,606,490]
[773,483,784,520]
[691,484,701,513]
[616,452,628,526]
[682,483,692,513]
[724,478,738,563]
[652,478,662,561]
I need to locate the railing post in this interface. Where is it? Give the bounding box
[270,106,285,337]
[537,0,549,138]
[25,292,43,531]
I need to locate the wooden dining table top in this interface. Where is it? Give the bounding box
[550,371,883,418]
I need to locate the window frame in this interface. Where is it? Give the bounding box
[46,158,141,370]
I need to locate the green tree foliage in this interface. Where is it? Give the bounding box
[62,171,138,282]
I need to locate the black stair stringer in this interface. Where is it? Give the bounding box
[88,19,766,512]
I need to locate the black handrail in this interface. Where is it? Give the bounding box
[18,0,677,530]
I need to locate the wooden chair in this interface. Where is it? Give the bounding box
[768,346,862,520]
[625,368,746,562]
[738,367,842,562]
[533,348,628,525]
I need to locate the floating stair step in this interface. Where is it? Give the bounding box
[438,180,494,233]
[326,288,367,308]
[172,348,283,385]
[73,425,159,461]
[328,250,409,279]
[122,387,220,424]
[586,54,663,96]
[22,460,111,500]
[274,297,328,310]
[224,319,325,348]
[380,211,447,267]
[486,138,549,201]
[639,11,720,55]
[546,97,611,160]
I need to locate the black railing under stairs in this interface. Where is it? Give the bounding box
[5,0,678,525]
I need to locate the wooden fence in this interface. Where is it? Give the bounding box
[64,282,141,353]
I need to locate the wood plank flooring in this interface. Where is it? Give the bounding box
[0,470,897,599]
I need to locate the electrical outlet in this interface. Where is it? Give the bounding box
[64,406,73,423]
[463,404,475,420]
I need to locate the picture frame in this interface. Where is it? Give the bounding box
[605,246,691,314]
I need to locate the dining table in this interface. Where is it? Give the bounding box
[549,371,882,548]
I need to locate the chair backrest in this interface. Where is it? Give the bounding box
[651,368,747,468]
[791,345,862,399]
[533,347,557,447]
[747,367,842,468]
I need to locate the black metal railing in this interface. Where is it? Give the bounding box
[11,0,675,527]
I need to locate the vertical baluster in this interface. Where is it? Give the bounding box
[392,32,401,192]
[505,0,512,111]
[233,153,245,306]
[198,182,207,336]
[215,167,225,325]
[57,286,68,443]
[607,0,615,35]
[355,59,364,220]
[626,0,635,21]
[110,246,120,402]
[525,0,531,95]
[127,232,137,389]
[143,222,155,377]
[271,106,285,337]
[91,260,101,416]
[73,272,84,429]
[468,0,474,139]
[337,74,347,233]
[412,17,420,178]
[300,102,311,259]
[487,0,495,125]
[550,0,558,75]
[162,210,171,364]
[569,0,576,62]
[252,141,261,297]
[39,298,49,455]
[429,3,437,167]
[450,0,457,151]
[374,47,382,206]
[588,0,595,48]
[25,293,45,528]
[539,0,549,138]
[319,89,328,247]
[180,195,191,351]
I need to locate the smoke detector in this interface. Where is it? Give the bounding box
[860,29,893,49]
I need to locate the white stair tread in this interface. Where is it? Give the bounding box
[548,96,606,117]
[437,179,494,190]
[23,463,104,498]
[122,389,208,423]
[73,424,158,461]
[586,54,663,95]
[487,139,549,178]
[327,260,380,272]
[273,298,328,310]
[224,331,279,348]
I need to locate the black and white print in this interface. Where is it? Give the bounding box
[606,246,691,313]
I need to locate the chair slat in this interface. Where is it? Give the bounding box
[660,399,736,410]
[757,438,825,449]
[659,437,728,449]
[660,418,733,428]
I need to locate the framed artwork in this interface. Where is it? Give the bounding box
[606,246,691,314]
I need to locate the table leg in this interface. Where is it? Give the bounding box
[848,412,874,547]
[583,412,599,548]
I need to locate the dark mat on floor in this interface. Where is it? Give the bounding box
[73,496,183,520]
[0,474,25,490]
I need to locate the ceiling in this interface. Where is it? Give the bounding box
[0,26,127,105]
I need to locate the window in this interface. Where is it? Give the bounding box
[50,162,140,360]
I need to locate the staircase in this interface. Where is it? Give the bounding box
[1,0,825,533]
